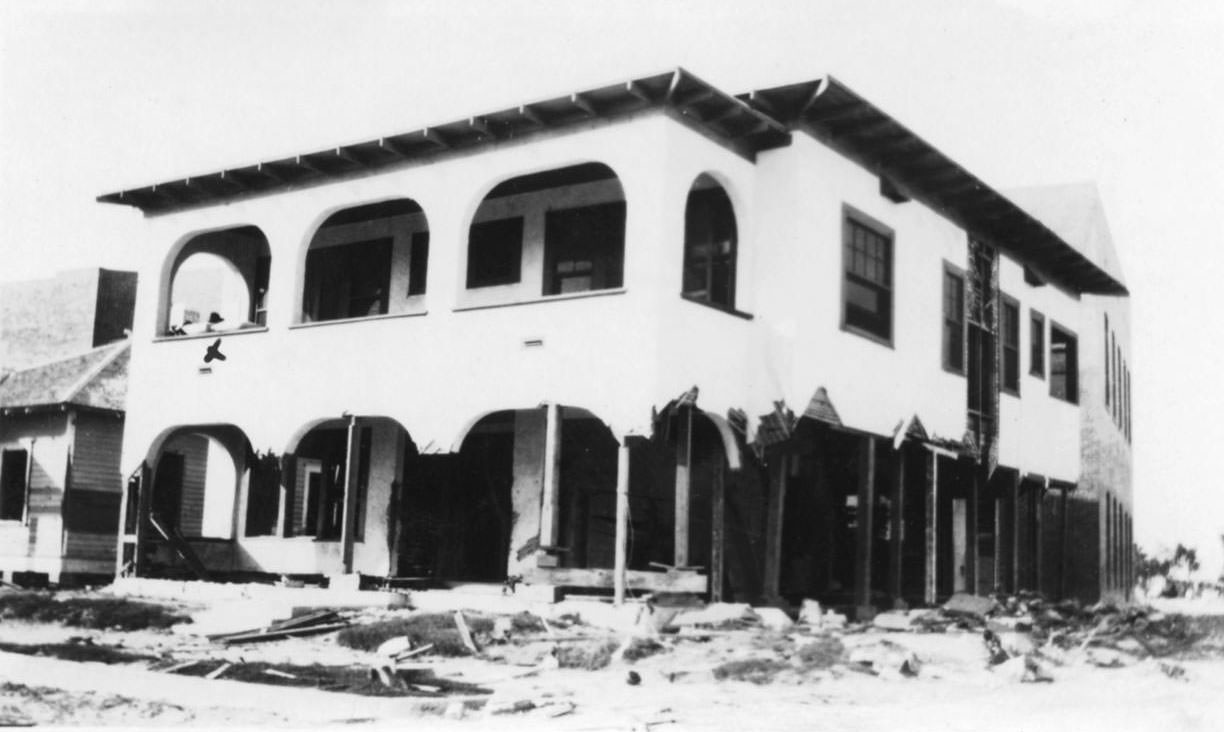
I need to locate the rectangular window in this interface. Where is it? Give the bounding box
[1104,315,1111,407]
[942,264,966,374]
[303,238,393,321]
[1000,294,1020,395]
[1030,310,1045,378]
[841,212,893,344]
[407,231,430,296]
[467,217,524,288]
[1050,323,1079,403]
[0,449,29,521]
[253,255,271,326]
[543,202,626,296]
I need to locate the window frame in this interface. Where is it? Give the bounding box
[0,448,30,523]
[941,261,967,375]
[543,200,627,297]
[682,182,738,311]
[1030,309,1046,379]
[999,292,1020,396]
[1049,320,1079,404]
[466,216,525,289]
[839,206,895,348]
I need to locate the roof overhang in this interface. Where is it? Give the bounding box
[97,68,790,215]
[738,77,1128,296]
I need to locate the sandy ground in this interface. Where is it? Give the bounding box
[2,593,1223,730]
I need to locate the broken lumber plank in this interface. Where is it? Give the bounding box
[161,659,202,674]
[454,611,480,655]
[392,643,435,662]
[263,668,298,679]
[268,610,339,632]
[219,621,350,645]
[522,567,707,593]
[205,662,232,680]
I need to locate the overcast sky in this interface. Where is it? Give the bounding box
[2,0,1221,573]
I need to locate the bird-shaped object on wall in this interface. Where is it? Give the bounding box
[204,339,227,364]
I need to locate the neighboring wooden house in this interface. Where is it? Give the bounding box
[100,69,1132,608]
[0,340,129,585]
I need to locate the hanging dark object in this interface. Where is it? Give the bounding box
[204,339,227,363]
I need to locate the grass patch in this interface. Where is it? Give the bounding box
[713,657,790,684]
[622,637,667,663]
[555,639,620,670]
[0,640,157,665]
[0,592,189,631]
[795,636,845,669]
[173,660,492,697]
[336,612,550,656]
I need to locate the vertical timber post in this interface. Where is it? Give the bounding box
[966,463,980,595]
[710,460,726,602]
[613,440,631,605]
[924,450,938,604]
[855,437,876,618]
[1035,477,1046,595]
[1011,470,1021,594]
[340,415,360,574]
[674,406,692,567]
[762,452,788,601]
[540,403,563,549]
[889,446,905,606]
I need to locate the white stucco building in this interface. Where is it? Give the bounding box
[98,69,1133,611]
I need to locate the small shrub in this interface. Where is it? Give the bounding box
[796,636,844,669]
[0,593,188,631]
[555,640,620,670]
[336,612,495,656]
[712,658,789,684]
[622,637,667,663]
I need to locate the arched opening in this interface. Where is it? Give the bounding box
[165,226,270,336]
[466,163,625,296]
[302,199,429,323]
[682,174,737,309]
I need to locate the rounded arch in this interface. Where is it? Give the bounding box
[464,162,627,296]
[700,410,743,471]
[159,225,270,336]
[682,172,739,310]
[298,198,430,323]
[141,423,256,541]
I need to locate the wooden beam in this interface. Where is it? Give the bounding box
[421,127,451,149]
[889,448,905,606]
[763,453,787,600]
[924,451,938,604]
[340,415,360,573]
[540,403,562,549]
[468,116,495,139]
[256,162,288,184]
[854,437,876,618]
[710,461,725,602]
[295,155,327,175]
[625,79,653,104]
[524,567,707,593]
[674,406,693,567]
[518,105,546,129]
[570,92,597,117]
[334,146,366,167]
[378,137,410,159]
[613,441,630,605]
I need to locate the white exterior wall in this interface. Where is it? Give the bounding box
[996,253,1084,482]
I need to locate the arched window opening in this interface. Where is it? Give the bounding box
[682,175,738,309]
[165,226,270,336]
[467,163,625,296]
[302,199,429,323]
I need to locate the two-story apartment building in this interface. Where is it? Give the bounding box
[98,69,1133,610]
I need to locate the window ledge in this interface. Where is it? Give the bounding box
[679,294,754,320]
[941,363,966,378]
[289,310,428,330]
[840,323,894,350]
[154,327,269,343]
[454,288,626,313]
[1002,387,1021,399]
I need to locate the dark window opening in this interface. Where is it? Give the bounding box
[467,218,524,288]
[166,226,270,336]
[408,231,430,296]
[151,452,184,529]
[244,451,282,537]
[0,449,29,521]
[253,255,271,326]
[1030,310,1045,378]
[1050,324,1079,403]
[943,264,966,373]
[842,213,893,343]
[1104,315,1111,407]
[1001,295,1020,395]
[543,201,626,295]
[304,238,392,321]
[683,179,738,309]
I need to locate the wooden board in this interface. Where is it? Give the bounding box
[523,567,707,594]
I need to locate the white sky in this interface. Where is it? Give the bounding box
[2,0,1222,573]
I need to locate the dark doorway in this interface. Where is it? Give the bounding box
[152,453,184,529]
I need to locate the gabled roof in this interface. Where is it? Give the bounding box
[96,68,789,214]
[1004,183,1127,290]
[738,77,1127,296]
[96,68,1127,296]
[0,340,129,415]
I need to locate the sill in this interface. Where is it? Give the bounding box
[840,323,894,350]
[454,287,626,313]
[290,310,428,330]
[154,326,268,343]
[1049,393,1079,406]
[1002,387,1021,398]
[679,293,754,320]
[1030,370,1045,380]
[942,363,966,377]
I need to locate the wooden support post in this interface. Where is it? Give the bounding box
[1035,478,1046,596]
[277,454,296,539]
[340,415,360,573]
[540,403,563,548]
[924,450,938,604]
[966,463,980,595]
[1059,485,1070,601]
[854,437,876,618]
[613,441,630,606]
[762,452,788,601]
[674,406,692,568]
[1011,471,1020,594]
[889,447,905,606]
[710,461,726,602]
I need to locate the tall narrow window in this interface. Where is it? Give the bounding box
[683,175,738,309]
[407,231,430,296]
[841,211,893,344]
[1030,310,1045,378]
[1050,323,1079,403]
[0,449,29,521]
[1104,315,1111,407]
[942,264,966,373]
[1000,294,1020,395]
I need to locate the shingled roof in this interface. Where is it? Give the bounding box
[0,340,129,415]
